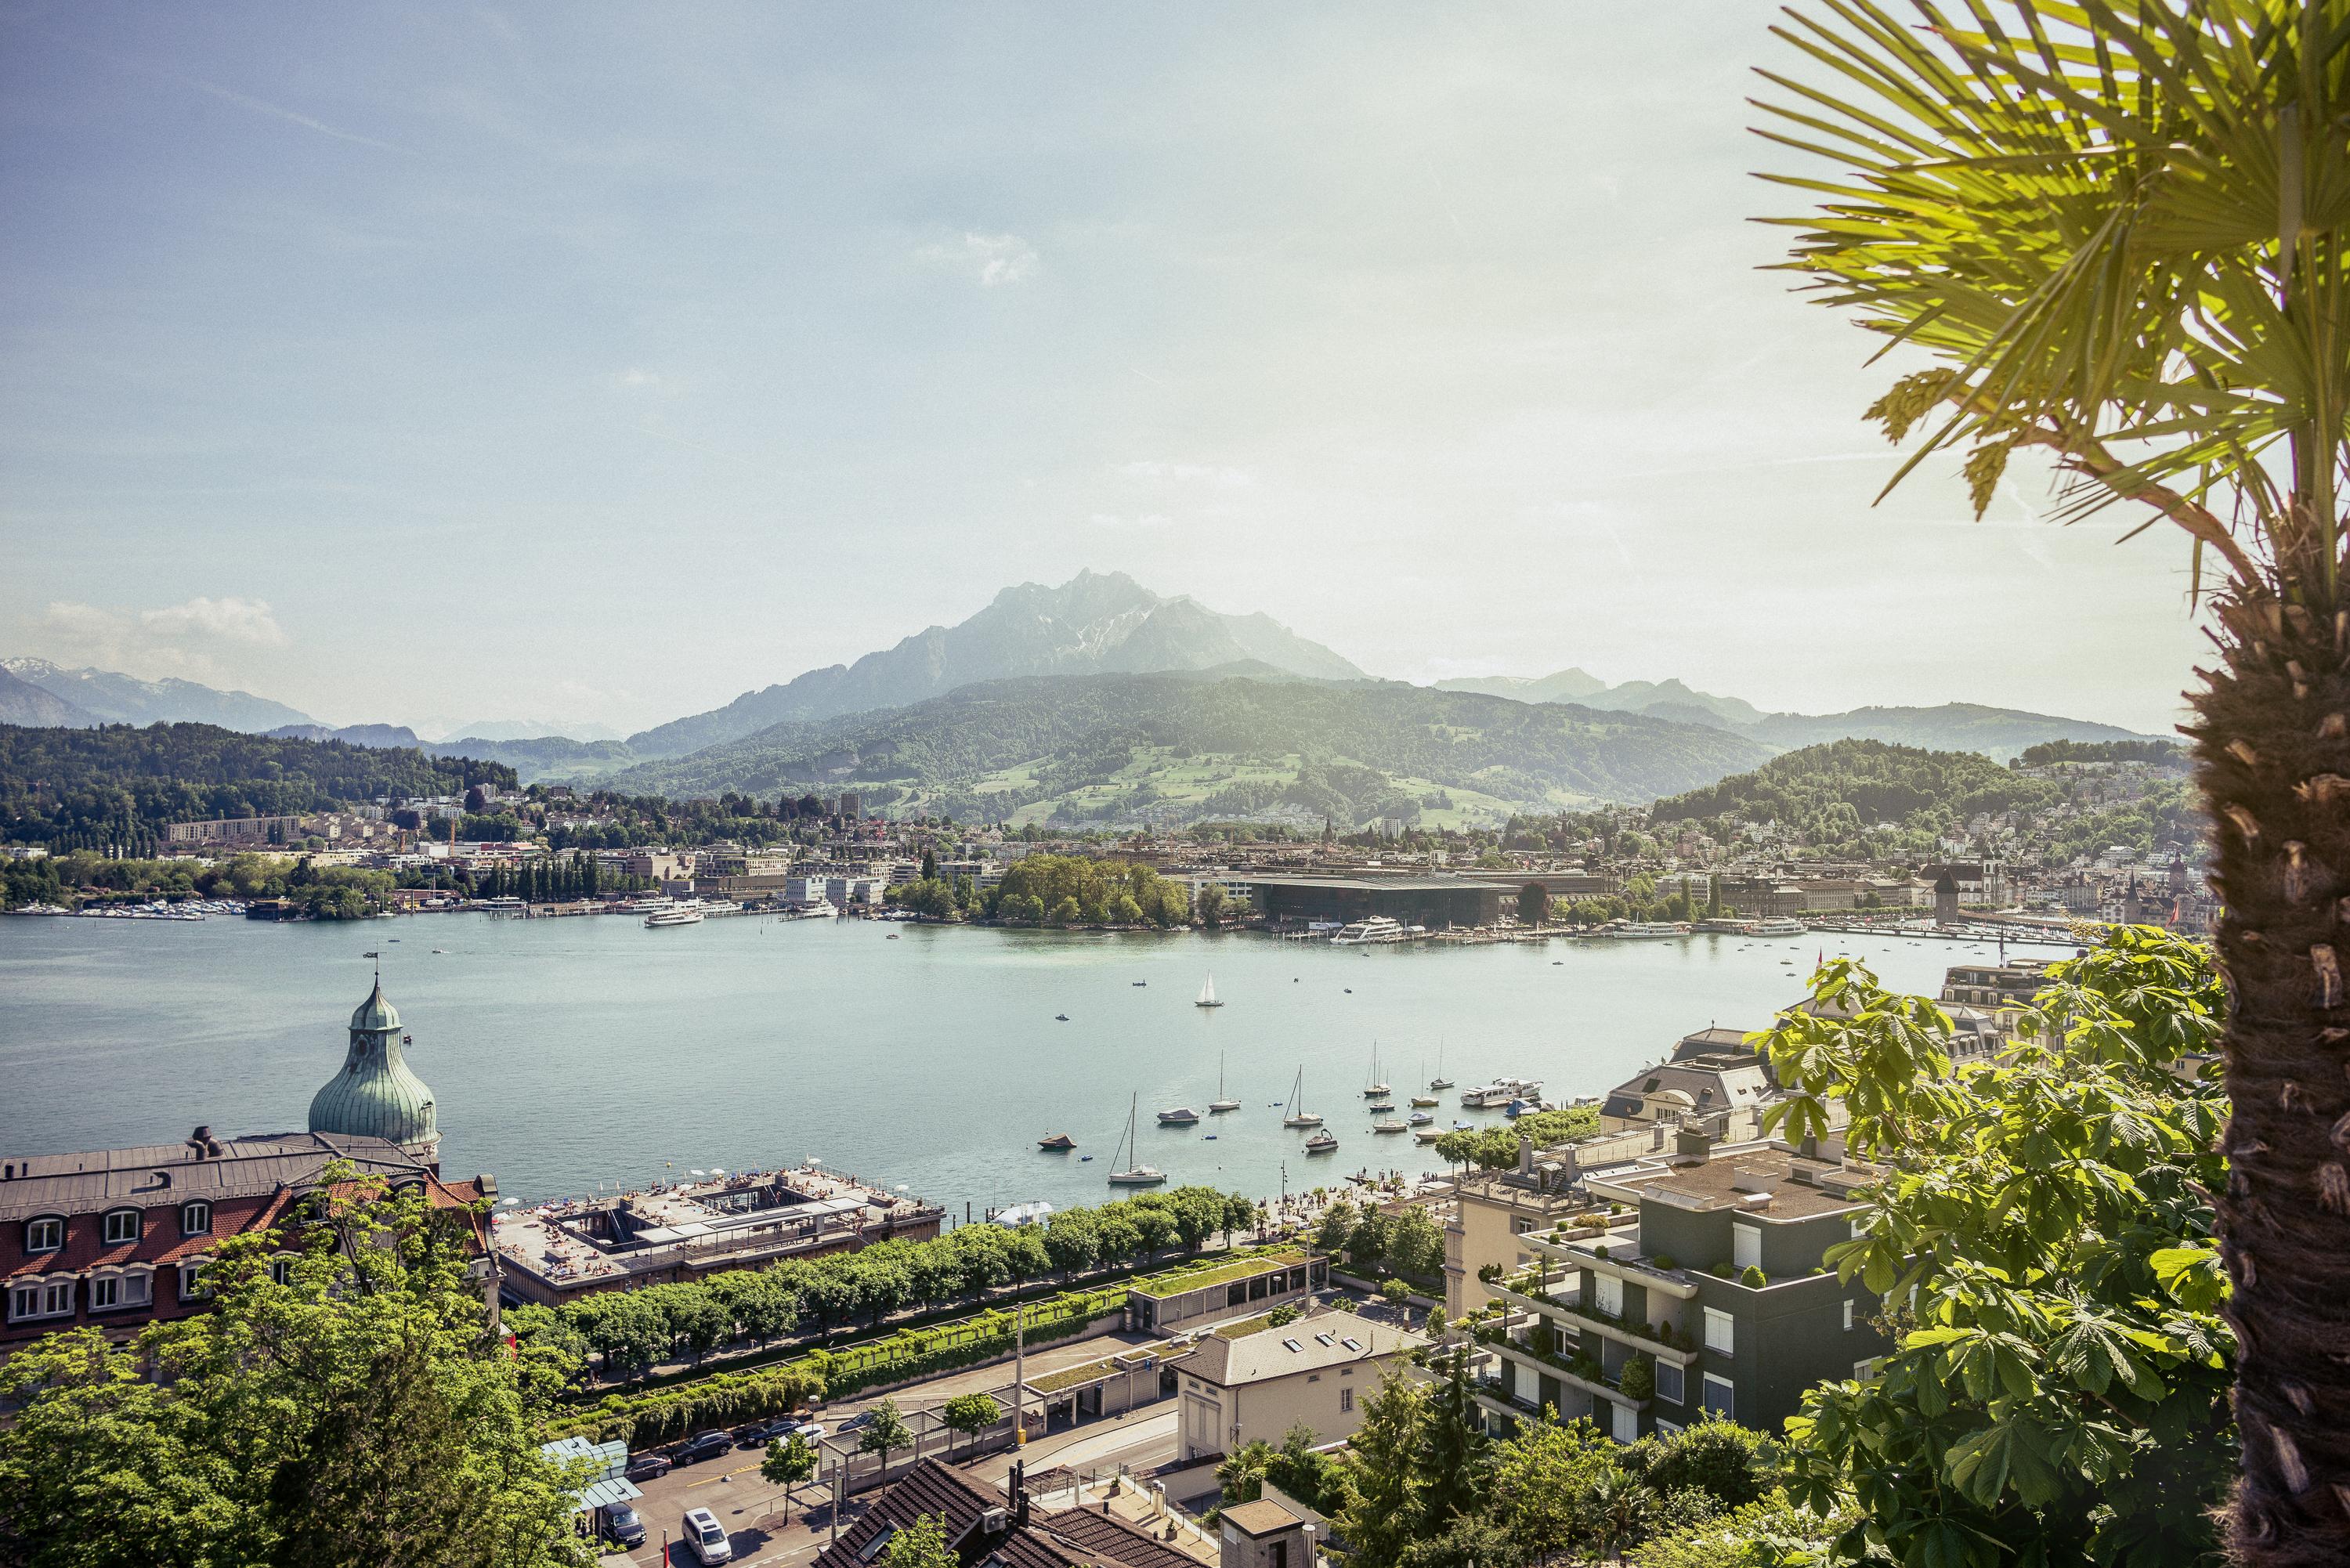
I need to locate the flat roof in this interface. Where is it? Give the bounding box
[1220,1501,1303,1537]
[1129,1248,1307,1299]
[1629,1152,1863,1219]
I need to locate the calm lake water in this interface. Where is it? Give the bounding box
[0,913,2072,1215]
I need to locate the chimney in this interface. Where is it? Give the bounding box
[1010,1461,1030,1526]
[1517,1132,1534,1175]
[1674,1125,1712,1164]
[186,1126,213,1161]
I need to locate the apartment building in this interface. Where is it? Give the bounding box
[1175,1304,1425,1461]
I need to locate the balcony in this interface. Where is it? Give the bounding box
[1482,1334,1649,1411]
[1488,1267,1698,1364]
[1521,1232,1701,1301]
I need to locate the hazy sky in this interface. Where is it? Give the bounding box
[0,2,2207,737]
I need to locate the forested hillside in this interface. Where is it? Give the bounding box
[592,671,1772,827]
[0,724,514,849]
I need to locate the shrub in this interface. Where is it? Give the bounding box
[1618,1357,1655,1402]
[1739,1265,1766,1288]
[1649,1252,1676,1270]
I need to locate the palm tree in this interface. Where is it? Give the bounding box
[1753,5,2350,1559]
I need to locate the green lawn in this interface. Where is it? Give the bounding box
[1129,1248,1307,1299]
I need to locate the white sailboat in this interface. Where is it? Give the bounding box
[1209,1052,1241,1113]
[1428,1038,1454,1091]
[1281,1067,1324,1128]
[1361,1040,1390,1098]
[1108,1094,1167,1186]
[1195,973,1224,1008]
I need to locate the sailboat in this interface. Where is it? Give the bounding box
[1281,1067,1324,1128]
[1209,1053,1241,1113]
[1361,1040,1390,1098]
[1429,1039,1455,1091]
[1107,1095,1167,1186]
[1195,973,1224,1008]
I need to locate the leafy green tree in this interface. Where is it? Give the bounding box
[1219,1439,1276,1503]
[762,1433,818,1522]
[880,1512,958,1568]
[1195,882,1228,925]
[1755,9,2350,1554]
[1042,1209,1099,1279]
[1334,1368,1428,1568]
[1516,882,1546,927]
[1756,928,2232,1566]
[1619,1415,1773,1514]
[940,1393,1002,1456]
[1344,1207,1394,1274]
[1315,1198,1358,1255]
[1486,1413,1619,1564]
[1379,1278,1411,1306]
[859,1398,913,1481]
[0,1171,588,1568]
[1386,1209,1445,1280]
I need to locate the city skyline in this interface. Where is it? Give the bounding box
[2,4,2206,735]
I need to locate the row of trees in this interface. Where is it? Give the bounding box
[517,1186,1260,1380]
[0,848,400,917]
[1313,1198,1446,1284]
[887,853,1203,927]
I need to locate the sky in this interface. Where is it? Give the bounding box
[0,2,2209,738]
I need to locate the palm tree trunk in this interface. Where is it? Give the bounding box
[2194,576,2350,1563]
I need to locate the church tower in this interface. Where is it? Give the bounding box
[309,978,440,1169]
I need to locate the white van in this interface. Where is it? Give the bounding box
[683,1507,734,1564]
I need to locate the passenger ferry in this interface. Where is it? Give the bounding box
[643,899,707,928]
[1752,916,1807,936]
[1605,920,1687,939]
[1330,916,1406,945]
[1460,1075,1544,1109]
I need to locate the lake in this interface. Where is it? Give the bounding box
[0,912,2070,1216]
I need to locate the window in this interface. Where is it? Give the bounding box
[1340,1386,1354,1414]
[1593,1272,1623,1316]
[1654,1361,1684,1404]
[180,1201,212,1237]
[1842,1299,1856,1331]
[102,1209,141,1245]
[1701,1374,1736,1418]
[24,1216,63,1254]
[1611,1400,1639,1443]
[1853,1358,1878,1380]
[269,1259,293,1287]
[180,1261,208,1300]
[1732,1223,1762,1272]
[1703,1307,1734,1354]
[9,1279,74,1322]
[90,1276,118,1310]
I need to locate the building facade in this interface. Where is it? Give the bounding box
[1175,1304,1426,1461]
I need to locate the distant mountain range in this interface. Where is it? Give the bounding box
[1,658,314,732]
[0,666,97,728]
[1437,667,2149,761]
[623,570,1365,759]
[266,722,424,750]
[598,667,1775,828]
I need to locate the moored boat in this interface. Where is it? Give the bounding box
[1107,1095,1167,1186]
[1037,1133,1076,1151]
[1281,1066,1323,1128]
[1195,973,1224,1008]
[1157,1106,1201,1125]
[1304,1129,1339,1154]
[1209,1052,1241,1113]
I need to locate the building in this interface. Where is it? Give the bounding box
[492,1165,943,1307]
[1125,1250,1324,1335]
[1471,1136,1889,1444]
[619,850,689,883]
[1596,1028,1778,1139]
[813,1459,1202,1568]
[1175,1303,1426,1461]
[1932,870,1961,925]
[2,1129,494,1350]
[1218,1500,1316,1568]
[1940,960,2054,1009]
[1248,876,1502,930]
[164,815,308,847]
[308,978,440,1166]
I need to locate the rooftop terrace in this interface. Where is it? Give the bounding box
[1126,1248,1307,1299]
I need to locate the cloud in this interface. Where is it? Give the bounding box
[922,232,1039,287]
[33,596,288,680]
[1119,461,1254,489]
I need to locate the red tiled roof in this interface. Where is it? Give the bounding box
[812,1460,1197,1568]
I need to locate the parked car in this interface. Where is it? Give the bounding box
[677,1430,733,1465]
[736,1418,797,1449]
[791,1421,828,1442]
[836,1410,877,1434]
[623,1452,671,1483]
[683,1506,735,1565]
[597,1502,645,1548]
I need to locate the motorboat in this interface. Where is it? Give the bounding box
[1107,1096,1168,1186]
[1413,1125,1445,1143]
[1372,1118,1408,1134]
[1209,1053,1241,1114]
[1304,1129,1339,1154]
[1462,1077,1543,1109]
[1055,1013,1070,1021]
[1408,1110,1434,1125]
[1410,1095,1440,1107]
[1280,1067,1324,1128]
[1158,1107,1201,1125]
[1367,1101,1395,1115]
[1037,1133,1076,1151]
[1195,973,1223,1008]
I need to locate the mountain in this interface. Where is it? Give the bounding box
[1744,703,2157,761]
[625,570,1367,758]
[1434,670,2157,761]
[436,718,626,743]
[0,667,99,728]
[593,669,1773,829]
[2,658,313,732]
[264,722,423,749]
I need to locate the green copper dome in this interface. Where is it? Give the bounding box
[309,979,438,1154]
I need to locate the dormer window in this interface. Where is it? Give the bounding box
[24,1216,63,1254]
[180,1201,212,1237]
[102,1209,142,1245]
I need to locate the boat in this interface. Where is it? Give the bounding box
[1408,1110,1434,1125]
[1055,1013,1070,1021]
[1106,1095,1168,1186]
[1361,1041,1390,1098]
[1607,920,1686,939]
[1410,1095,1439,1107]
[1462,1076,1545,1109]
[1429,1039,1454,1091]
[1157,1106,1201,1125]
[1753,916,1807,936]
[1304,1129,1339,1154]
[1037,1133,1076,1151]
[1372,1118,1408,1134]
[644,901,706,928]
[1280,1067,1324,1128]
[1209,1053,1241,1114]
[1133,981,1148,987]
[1367,1101,1395,1115]
[1195,973,1224,1008]
[1413,1126,1445,1143]
[1331,916,1405,946]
